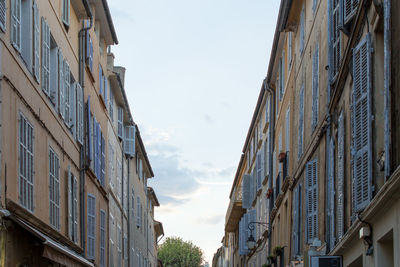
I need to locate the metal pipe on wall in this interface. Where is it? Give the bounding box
[384,0,392,179]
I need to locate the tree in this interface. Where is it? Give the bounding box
[158,237,204,267]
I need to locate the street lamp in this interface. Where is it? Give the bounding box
[246,221,270,250]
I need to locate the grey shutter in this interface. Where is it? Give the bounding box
[11,0,21,51]
[97,123,102,179]
[286,108,290,153]
[99,64,103,97]
[71,83,76,137]
[73,176,78,243]
[117,106,123,138]
[352,34,372,213]
[87,194,96,259]
[33,1,40,82]
[124,126,136,156]
[64,60,71,125]
[264,139,269,177]
[86,97,92,161]
[256,152,262,191]
[306,160,318,243]
[312,44,319,130]
[68,167,73,239]
[260,143,265,181]
[242,174,251,209]
[101,133,105,185]
[331,0,341,80]
[300,7,305,54]
[76,83,84,144]
[298,85,304,159]
[292,185,299,257]
[41,18,50,95]
[62,0,70,26]
[0,0,5,31]
[136,197,140,227]
[337,111,345,239]
[328,138,335,249]
[249,170,254,205]
[58,50,65,118]
[100,210,106,267]
[344,0,359,24]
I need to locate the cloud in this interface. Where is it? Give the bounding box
[196,215,223,225]
[204,114,215,124]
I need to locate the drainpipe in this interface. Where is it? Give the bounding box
[78,1,93,256]
[264,80,275,257]
[384,0,392,179]
[127,158,131,267]
[121,148,125,265]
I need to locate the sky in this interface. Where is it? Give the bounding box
[108,0,280,263]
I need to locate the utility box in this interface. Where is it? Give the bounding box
[309,256,342,267]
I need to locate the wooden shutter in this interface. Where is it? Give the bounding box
[331,0,341,80]
[11,0,21,51]
[306,159,318,243]
[136,197,140,227]
[352,34,372,213]
[344,0,359,24]
[64,60,71,125]
[286,108,290,153]
[76,83,84,144]
[0,0,5,31]
[337,111,345,239]
[300,7,305,54]
[249,170,254,205]
[70,83,76,137]
[124,126,136,156]
[264,139,269,177]
[97,123,102,179]
[328,138,335,250]
[73,176,78,243]
[312,44,319,130]
[86,31,93,71]
[292,185,299,257]
[256,152,262,191]
[86,96,92,162]
[99,64,103,97]
[87,194,96,259]
[101,133,106,185]
[298,85,304,159]
[242,174,251,209]
[68,167,73,239]
[58,50,65,118]
[117,106,123,138]
[33,1,40,82]
[41,18,50,95]
[100,210,106,267]
[62,0,70,26]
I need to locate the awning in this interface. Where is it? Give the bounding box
[12,217,94,267]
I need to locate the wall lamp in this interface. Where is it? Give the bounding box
[246,222,270,250]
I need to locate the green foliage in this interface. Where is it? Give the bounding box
[158,237,204,267]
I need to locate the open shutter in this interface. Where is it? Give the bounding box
[292,185,299,257]
[306,160,318,243]
[70,83,76,137]
[76,83,84,144]
[312,44,319,130]
[242,174,251,209]
[62,0,70,26]
[331,0,341,81]
[124,126,136,157]
[256,152,262,191]
[344,0,359,24]
[11,0,21,51]
[298,85,304,159]
[67,167,73,239]
[101,133,105,185]
[117,107,123,138]
[337,111,345,239]
[73,176,78,243]
[352,34,372,213]
[328,138,335,250]
[264,139,269,177]
[41,18,50,95]
[33,1,40,82]
[58,50,65,118]
[99,64,103,97]
[136,197,140,227]
[86,96,92,162]
[0,0,5,31]
[64,60,71,125]
[300,7,305,54]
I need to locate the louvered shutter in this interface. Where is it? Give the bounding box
[286,108,290,153]
[86,96,92,161]
[62,0,70,26]
[97,123,102,179]
[136,197,140,227]
[300,7,305,54]
[73,176,78,243]
[58,50,65,118]
[104,77,108,105]
[256,152,262,191]
[328,138,335,250]
[242,174,251,209]
[50,47,59,107]
[292,185,299,257]
[352,34,372,213]
[312,45,319,130]
[41,18,50,95]
[76,83,84,144]
[101,133,105,185]
[124,126,136,156]
[306,160,318,243]
[100,210,106,267]
[64,60,71,125]
[249,170,254,205]
[11,0,21,51]
[86,31,93,71]
[244,213,249,252]
[117,107,123,138]
[264,139,269,177]
[331,0,341,81]
[298,85,304,159]
[87,194,96,259]
[337,111,345,239]
[260,143,265,181]
[0,0,5,31]
[68,167,73,239]
[99,64,103,97]
[33,1,40,82]
[344,0,359,24]
[70,83,76,137]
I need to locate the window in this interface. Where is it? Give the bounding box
[292,183,302,257]
[0,0,6,32]
[49,148,60,230]
[33,2,39,81]
[62,0,70,26]
[300,6,305,55]
[327,138,335,251]
[19,113,34,212]
[117,106,123,139]
[352,34,372,213]
[312,44,319,130]
[298,84,304,159]
[68,167,78,242]
[306,159,318,243]
[87,194,96,259]
[49,38,59,108]
[100,210,106,267]
[124,125,135,156]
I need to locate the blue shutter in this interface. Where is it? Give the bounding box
[344,0,359,24]
[87,194,96,259]
[306,159,318,243]
[328,138,335,250]
[58,50,65,118]
[99,64,103,97]
[87,96,92,162]
[77,83,84,144]
[312,44,319,130]
[104,77,108,105]
[256,152,262,191]
[97,123,102,179]
[331,0,341,81]
[300,7,305,54]
[0,0,5,32]
[242,174,251,209]
[124,126,136,157]
[100,210,106,267]
[101,133,105,186]
[298,85,304,159]
[352,34,372,213]
[292,185,299,257]
[337,111,345,239]
[11,0,21,51]
[33,1,40,82]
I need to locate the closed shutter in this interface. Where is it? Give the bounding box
[352,34,372,213]
[104,77,108,105]
[298,84,304,159]
[87,194,96,259]
[306,159,318,243]
[41,18,50,95]
[331,0,341,81]
[337,111,345,239]
[312,44,319,130]
[260,143,265,181]
[0,0,5,31]
[11,0,21,51]
[33,1,40,82]
[249,170,254,205]
[328,138,335,250]
[97,123,102,179]
[58,50,65,118]
[73,176,78,243]
[101,133,105,185]
[68,167,73,239]
[93,118,98,174]
[344,0,359,24]
[76,83,84,144]
[242,174,251,209]
[300,7,305,54]
[124,126,136,156]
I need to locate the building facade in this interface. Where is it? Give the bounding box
[0,0,162,266]
[221,0,400,267]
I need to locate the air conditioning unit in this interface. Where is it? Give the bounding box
[309,256,342,267]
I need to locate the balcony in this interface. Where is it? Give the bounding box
[225,187,245,232]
